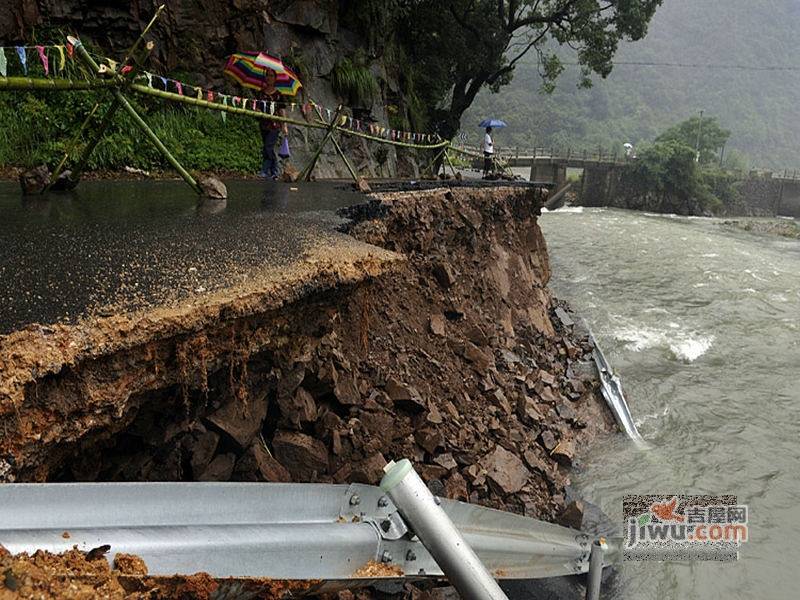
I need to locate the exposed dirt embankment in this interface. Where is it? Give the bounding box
[0,186,614,520]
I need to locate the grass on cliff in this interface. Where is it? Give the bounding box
[0,90,262,173]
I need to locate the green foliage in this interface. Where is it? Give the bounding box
[656,115,730,164]
[331,53,379,108]
[630,140,706,212]
[397,0,662,137]
[0,89,261,173]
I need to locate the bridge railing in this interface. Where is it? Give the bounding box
[452,144,631,166]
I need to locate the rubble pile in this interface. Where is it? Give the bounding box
[1,187,614,520]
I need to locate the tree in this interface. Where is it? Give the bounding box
[398,0,663,139]
[624,140,720,214]
[655,115,731,165]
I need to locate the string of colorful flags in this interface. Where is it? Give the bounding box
[0,44,78,77]
[0,45,441,145]
[134,69,440,144]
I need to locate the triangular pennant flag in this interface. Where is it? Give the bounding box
[176,81,183,95]
[221,95,228,122]
[146,73,153,88]
[0,49,6,77]
[207,90,214,102]
[56,46,65,72]
[15,47,27,75]
[66,43,74,58]
[107,59,117,71]
[159,76,168,90]
[196,87,202,99]
[35,46,48,75]
[269,101,275,114]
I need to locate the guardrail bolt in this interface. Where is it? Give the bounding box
[381,519,392,532]
[405,550,417,562]
[349,494,360,506]
[381,551,393,563]
[377,496,389,508]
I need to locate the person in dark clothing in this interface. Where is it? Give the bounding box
[481,126,495,178]
[259,68,289,179]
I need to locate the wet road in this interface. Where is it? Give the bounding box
[0,181,366,334]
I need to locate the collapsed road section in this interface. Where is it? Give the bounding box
[0,186,617,596]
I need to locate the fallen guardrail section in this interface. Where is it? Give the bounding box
[0,460,616,599]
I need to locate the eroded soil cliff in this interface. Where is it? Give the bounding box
[0,186,615,596]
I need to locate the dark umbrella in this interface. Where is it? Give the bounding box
[479,119,507,128]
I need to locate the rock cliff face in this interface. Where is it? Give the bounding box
[0,187,614,525]
[0,1,402,177]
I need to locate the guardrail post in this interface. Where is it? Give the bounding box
[585,538,607,600]
[382,460,510,600]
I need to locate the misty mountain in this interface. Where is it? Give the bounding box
[464,0,800,170]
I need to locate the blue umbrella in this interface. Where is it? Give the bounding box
[479,119,507,128]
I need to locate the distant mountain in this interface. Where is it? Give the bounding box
[464,0,800,170]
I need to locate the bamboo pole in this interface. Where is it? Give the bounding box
[120,5,165,69]
[57,36,156,190]
[70,37,201,195]
[45,102,101,192]
[0,77,116,91]
[114,91,201,194]
[299,107,343,181]
[311,105,358,183]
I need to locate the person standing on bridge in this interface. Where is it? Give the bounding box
[481,126,495,178]
[259,68,289,180]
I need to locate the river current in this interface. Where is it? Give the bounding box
[540,207,800,599]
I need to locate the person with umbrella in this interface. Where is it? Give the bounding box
[259,68,289,180]
[224,51,303,180]
[479,119,506,179]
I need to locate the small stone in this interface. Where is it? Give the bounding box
[272,430,329,481]
[556,402,577,422]
[463,342,494,373]
[551,439,575,466]
[206,392,268,449]
[197,174,228,199]
[198,453,236,481]
[431,262,457,289]
[559,500,585,530]
[554,307,574,328]
[334,374,361,405]
[189,430,220,478]
[414,427,443,453]
[490,389,511,414]
[429,314,446,336]
[443,472,469,501]
[426,404,444,424]
[433,453,458,471]
[481,446,530,495]
[350,453,387,484]
[540,430,558,451]
[385,378,426,412]
[234,443,291,482]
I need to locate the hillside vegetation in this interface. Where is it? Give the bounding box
[465,0,800,170]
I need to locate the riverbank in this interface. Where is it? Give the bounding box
[0,185,616,596]
[721,217,800,239]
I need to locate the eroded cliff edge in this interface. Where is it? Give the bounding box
[0,186,615,522]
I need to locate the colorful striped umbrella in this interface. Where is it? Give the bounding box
[224,51,302,96]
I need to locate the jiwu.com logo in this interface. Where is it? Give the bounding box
[623,495,748,561]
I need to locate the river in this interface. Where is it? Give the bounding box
[540,207,800,599]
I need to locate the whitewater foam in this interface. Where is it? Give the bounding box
[614,325,714,362]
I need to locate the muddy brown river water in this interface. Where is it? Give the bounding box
[541,207,800,599]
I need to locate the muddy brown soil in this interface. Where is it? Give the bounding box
[0,186,615,595]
